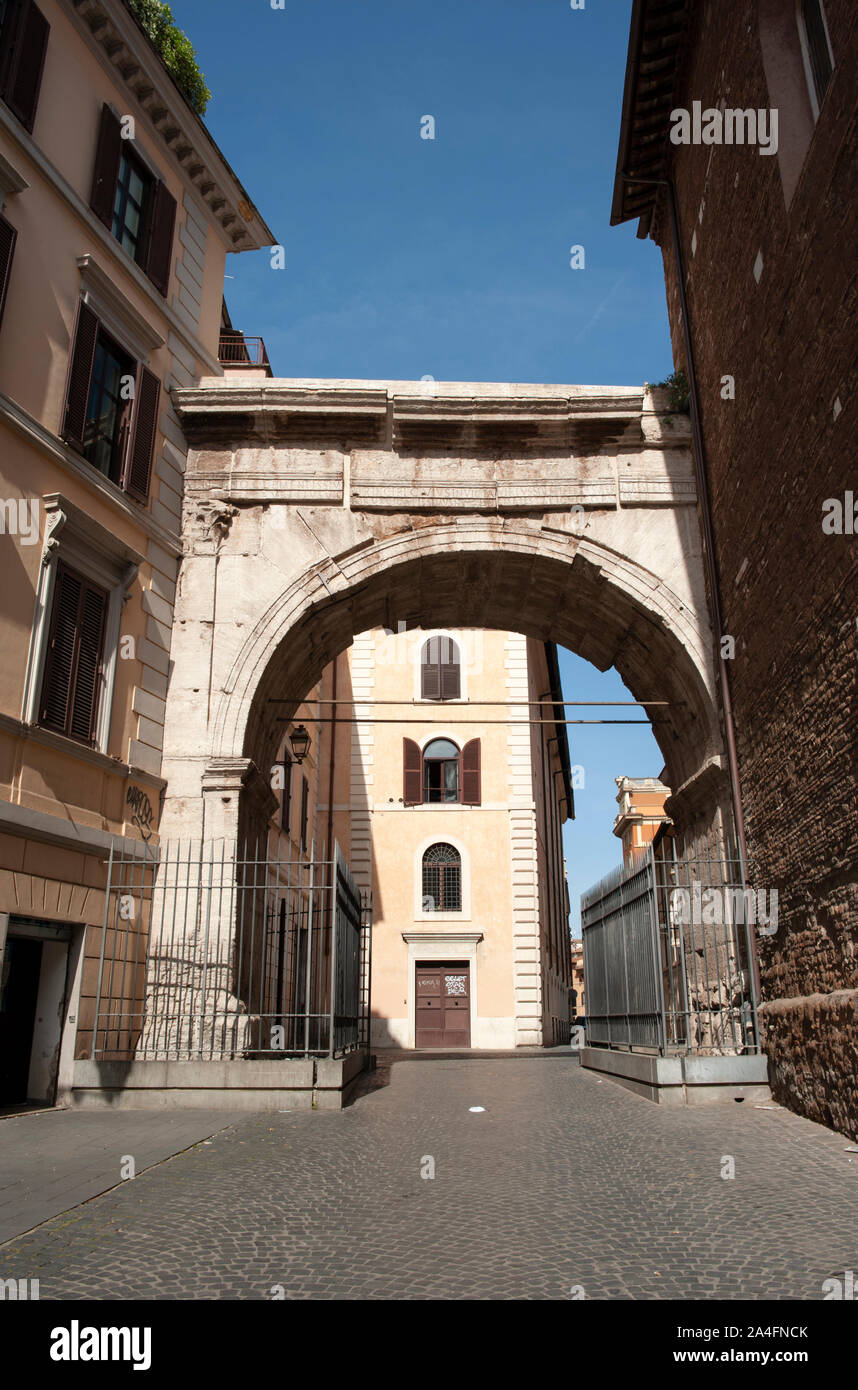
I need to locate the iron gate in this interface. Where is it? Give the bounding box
[90,838,372,1062]
[581,842,761,1055]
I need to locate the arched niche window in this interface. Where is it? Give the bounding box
[422,843,462,912]
[797,0,834,117]
[403,737,481,805]
[421,636,461,701]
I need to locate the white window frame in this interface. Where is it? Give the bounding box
[413,628,469,703]
[414,831,471,921]
[22,495,141,754]
[796,0,835,121]
[401,930,484,1049]
[76,253,164,364]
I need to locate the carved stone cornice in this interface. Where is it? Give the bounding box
[171,380,656,454]
[65,0,276,251]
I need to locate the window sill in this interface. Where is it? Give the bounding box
[416,913,472,924]
[0,711,127,776]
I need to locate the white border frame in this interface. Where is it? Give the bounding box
[413,628,469,703]
[413,830,471,921]
[22,498,140,755]
[402,930,484,1050]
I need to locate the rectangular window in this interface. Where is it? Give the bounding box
[63,301,160,504]
[300,776,309,850]
[84,330,135,484]
[39,563,108,745]
[0,0,49,134]
[90,105,178,297]
[421,636,461,701]
[112,149,152,266]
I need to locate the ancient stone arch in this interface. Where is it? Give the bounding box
[161,379,733,858]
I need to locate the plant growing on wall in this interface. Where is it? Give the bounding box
[647,368,690,414]
[125,0,212,115]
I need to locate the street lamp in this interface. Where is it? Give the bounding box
[289,724,312,764]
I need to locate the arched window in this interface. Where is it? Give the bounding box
[797,0,834,116]
[402,737,481,805]
[421,636,461,700]
[422,738,460,802]
[422,843,461,912]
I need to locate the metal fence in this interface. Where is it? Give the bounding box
[581,842,760,1056]
[91,838,372,1062]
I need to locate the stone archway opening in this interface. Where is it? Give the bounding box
[161,379,733,855]
[231,540,720,839]
[84,379,769,1102]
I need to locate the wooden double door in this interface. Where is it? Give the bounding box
[415,961,471,1048]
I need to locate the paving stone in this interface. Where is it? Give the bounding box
[0,1059,854,1299]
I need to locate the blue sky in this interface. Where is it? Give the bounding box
[169,0,672,928]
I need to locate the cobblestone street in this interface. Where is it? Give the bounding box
[1,1056,855,1300]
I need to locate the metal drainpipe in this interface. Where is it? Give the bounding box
[619,171,761,1009]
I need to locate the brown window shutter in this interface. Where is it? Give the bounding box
[281,755,292,833]
[462,738,481,804]
[90,103,122,228]
[403,737,422,804]
[421,638,440,700]
[69,580,107,743]
[39,565,107,743]
[0,213,17,331]
[145,181,177,296]
[300,776,309,850]
[40,565,81,734]
[439,638,461,700]
[63,301,100,452]
[123,364,159,502]
[0,0,18,95]
[1,1,49,134]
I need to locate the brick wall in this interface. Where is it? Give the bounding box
[652,1,857,1135]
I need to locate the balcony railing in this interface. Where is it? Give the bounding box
[218,333,272,375]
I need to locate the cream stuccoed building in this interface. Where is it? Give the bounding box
[267,627,574,1050]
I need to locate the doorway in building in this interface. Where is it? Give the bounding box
[415,961,471,1048]
[0,919,72,1108]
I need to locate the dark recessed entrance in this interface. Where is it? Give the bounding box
[0,937,42,1104]
[415,961,471,1048]
[0,919,72,1108]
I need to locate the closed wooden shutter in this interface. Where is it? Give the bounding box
[123,364,159,502]
[39,564,107,743]
[0,213,17,331]
[0,0,49,134]
[0,0,18,95]
[421,639,441,699]
[421,636,460,700]
[300,775,309,849]
[69,581,107,743]
[281,755,293,833]
[145,180,177,296]
[63,301,100,452]
[90,103,122,228]
[439,639,461,700]
[462,738,481,804]
[403,737,422,804]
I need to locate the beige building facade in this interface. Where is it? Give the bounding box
[269,628,574,1050]
[0,0,273,1107]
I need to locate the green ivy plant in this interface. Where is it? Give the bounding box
[125,0,212,115]
[647,368,690,414]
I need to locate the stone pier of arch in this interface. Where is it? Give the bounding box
[143,378,738,1067]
